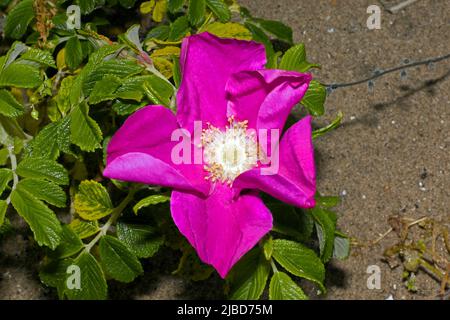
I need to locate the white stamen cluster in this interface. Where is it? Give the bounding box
[202,116,259,185]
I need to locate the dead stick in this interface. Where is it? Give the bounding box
[388,0,419,14]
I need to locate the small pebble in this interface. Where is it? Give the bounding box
[420,168,427,180]
[327,28,335,33]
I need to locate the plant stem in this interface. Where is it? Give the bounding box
[419,258,445,283]
[83,188,136,253]
[387,0,419,14]
[270,259,278,273]
[5,144,19,205]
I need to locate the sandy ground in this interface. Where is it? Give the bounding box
[0,0,449,300]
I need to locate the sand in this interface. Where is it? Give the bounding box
[0,0,449,300]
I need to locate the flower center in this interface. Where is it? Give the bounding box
[202,116,259,184]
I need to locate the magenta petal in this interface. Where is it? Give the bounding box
[107,105,177,165]
[177,32,266,133]
[104,152,205,191]
[233,116,316,208]
[171,184,273,278]
[226,69,311,133]
[104,105,209,194]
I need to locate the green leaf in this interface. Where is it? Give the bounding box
[0,148,8,166]
[301,80,326,116]
[65,252,107,300]
[266,51,282,69]
[27,122,60,160]
[4,0,35,39]
[117,222,163,258]
[72,45,124,102]
[0,168,13,196]
[11,186,62,249]
[168,16,190,41]
[16,157,69,185]
[115,76,147,101]
[83,59,144,95]
[69,218,100,239]
[0,62,42,88]
[17,178,66,208]
[70,102,103,152]
[279,44,319,73]
[313,112,343,139]
[77,0,97,14]
[133,194,170,214]
[244,22,274,56]
[143,76,174,107]
[65,36,83,70]
[89,75,122,104]
[168,0,183,13]
[1,42,28,71]
[253,18,293,44]
[0,114,27,140]
[99,235,143,283]
[263,236,273,260]
[188,0,205,27]
[0,89,24,117]
[152,0,167,22]
[206,0,231,22]
[74,180,113,221]
[269,203,314,242]
[19,48,56,68]
[116,74,170,102]
[0,200,7,227]
[172,57,181,88]
[310,207,336,263]
[51,225,84,259]
[272,239,325,291]
[229,248,270,300]
[145,25,170,40]
[87,44,124,67]
[205,22,252,40]
[118,24,143,52]
[39,258,74,299]
[316,193,341,208]
[56,117,72,154]
[112,100,145,115]
[269,272,308,300]
[56,76,75,115]
[333,234,350,260]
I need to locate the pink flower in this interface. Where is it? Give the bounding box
[103,33,316,278]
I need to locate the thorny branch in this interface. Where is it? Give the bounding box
[323,53,450,91]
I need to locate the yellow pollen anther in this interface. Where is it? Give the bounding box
[201,117,258,185]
